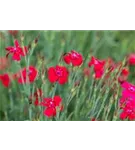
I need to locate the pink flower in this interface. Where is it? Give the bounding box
[121,82,135,98]
[120,99,135,120]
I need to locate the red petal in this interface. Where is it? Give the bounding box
[58,76,68,84]
[12,53,21,61]
[29,66,38,83]
[0,74,10,87]
[53,96,62,106]
[63,54,71,64]
[58,66,68,84]
[128,54,135,65]
[5,46,14,51]
[121,68,129,76]
[129,113,135,120]
[14,40,20,47]
[71,58,83,66]
[43,107,56,117]
[88,56,105,69]
[41,98,52,107]
[94,70,104,79]
[48,67,58,83]
[88,56,96,67]
[120,111,127,120]
[70,51,83,66]
[62,66,69,75]
[121,82,129,88]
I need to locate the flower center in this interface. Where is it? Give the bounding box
[71,52,79,59]
[128,87,135,92]
[127,109,132,114]
[56,69,63,77]
[49,101,55,107]
[13,47,17,52]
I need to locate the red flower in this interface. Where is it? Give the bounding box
[48,65,69,84]
[8,30,18,36]
[121,68,129,76]
[0,57,9,70]
[17,66,38,84]
[40,96,63,117]
[128,54,135,65]
[63,50,83,66]
[0,73,10,87]
[5,40,28,61]
[94,70,104,79]
[119,81,135,120]
[88,56,105,79]
[88,56,105,70]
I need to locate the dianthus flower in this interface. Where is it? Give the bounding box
[0,73,10,87]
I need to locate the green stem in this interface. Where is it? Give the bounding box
[29,105,32,120]
[52,82,58,98]
[95,91,109,119]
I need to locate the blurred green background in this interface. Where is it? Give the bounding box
[1,30,135,121]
